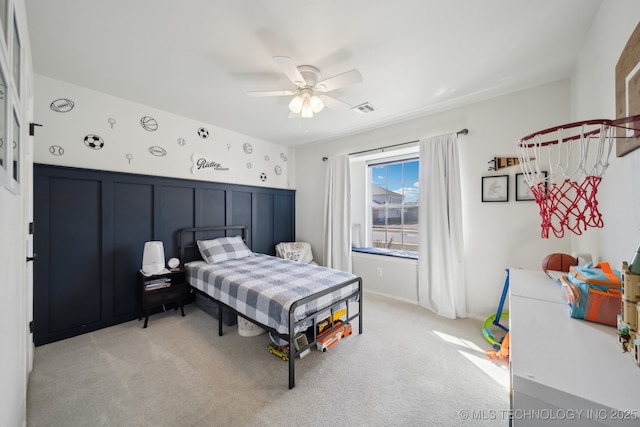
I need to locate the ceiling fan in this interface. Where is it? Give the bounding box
[247,56,362,118]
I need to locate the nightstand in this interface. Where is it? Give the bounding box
[137,269,188,328]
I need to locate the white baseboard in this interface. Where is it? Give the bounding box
[363,289,489,321]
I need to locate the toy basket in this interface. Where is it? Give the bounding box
[237,316,265,337]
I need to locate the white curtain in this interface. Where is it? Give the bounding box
[323,155,352,272]
[418,133,466,319]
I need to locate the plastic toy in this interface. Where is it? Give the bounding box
[316,321,352,352]
[483,312,509,350]
[268,343,289,361]
[482,269,510,350]
[486,332,510,360]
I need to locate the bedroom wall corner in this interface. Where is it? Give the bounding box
[294,81,572,316]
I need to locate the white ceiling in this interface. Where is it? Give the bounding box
[25,0,602,147]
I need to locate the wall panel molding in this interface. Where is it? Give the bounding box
[33,164,295,345]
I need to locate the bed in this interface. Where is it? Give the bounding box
[179,225,363,389]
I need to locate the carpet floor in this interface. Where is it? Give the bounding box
[27,292,509,426]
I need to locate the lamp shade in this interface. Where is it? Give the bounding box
[142,241,165,274]
[309,95,324,113]
[301,98,313,118]
[288,95,304,114]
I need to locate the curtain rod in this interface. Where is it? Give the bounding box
[322,128,468,161]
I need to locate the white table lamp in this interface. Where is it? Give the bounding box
[142,241,165,274]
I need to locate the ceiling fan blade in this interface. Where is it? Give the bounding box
[320,95,352,110]
[316,69,362,92]
[273,56,307,86]
[247,90,295,97]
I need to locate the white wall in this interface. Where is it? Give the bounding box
[295,80,572,317]
[571,0,640,266]
[299,1,640,317]
[352,253,418,303]
[33,76,294,189]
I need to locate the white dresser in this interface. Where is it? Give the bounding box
[509,268,640,426]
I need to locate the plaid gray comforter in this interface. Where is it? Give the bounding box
[186,254,360,335]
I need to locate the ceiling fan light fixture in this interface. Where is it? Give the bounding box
[248,56,362,118]
[301,97,314,118]
[309,95,324,113]
[289,95,304,114]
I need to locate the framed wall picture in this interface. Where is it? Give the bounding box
[516,172,547,201]
[616,22,640,157]
[482,175,508,202]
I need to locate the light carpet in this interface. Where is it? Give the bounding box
[27,292,509,426]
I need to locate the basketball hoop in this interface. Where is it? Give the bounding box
[516,114,640,238]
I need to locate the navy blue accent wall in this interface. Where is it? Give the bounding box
[49,178,102,331]
[33,164,296,345]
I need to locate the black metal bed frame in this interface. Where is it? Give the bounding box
[179,225,363,389]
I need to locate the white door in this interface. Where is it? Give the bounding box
[24,67,34,372]
[0,0,35,423]
[10,0,35,374]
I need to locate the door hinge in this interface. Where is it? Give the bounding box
[29,123,43,136]
[28,321,33,334]
[29,222,34,235]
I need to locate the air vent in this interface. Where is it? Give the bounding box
[352,102,376,114]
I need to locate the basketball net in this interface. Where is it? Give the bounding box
[517,115,640,238]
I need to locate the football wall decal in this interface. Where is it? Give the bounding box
[50,98,75,113]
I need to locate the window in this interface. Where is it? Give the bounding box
[369,157,419,253]
[0,2,24,193]
[0,1,7,187]
[0,67,6,184]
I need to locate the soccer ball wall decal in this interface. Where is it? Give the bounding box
[84,134,104,150]
[260,173,267,182]
[197,127,209,139]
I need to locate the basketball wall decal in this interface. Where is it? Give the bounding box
[243,143,253,154]
[50,98,75,112]
[84,134,104,150]
[274,165,282,175]
[140,116,158,131]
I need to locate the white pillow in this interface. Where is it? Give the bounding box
[197,236,253,263]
